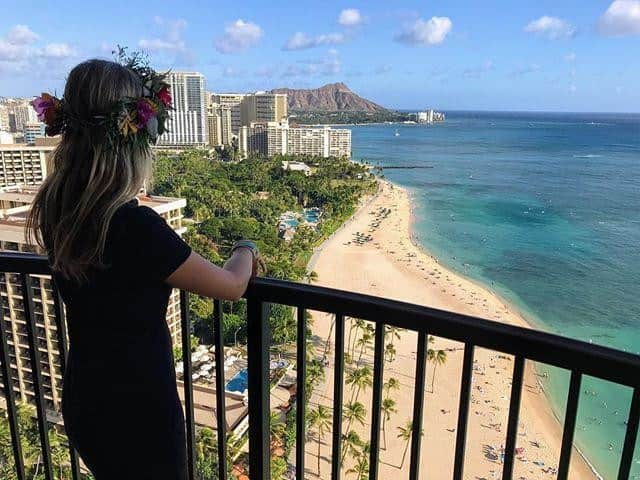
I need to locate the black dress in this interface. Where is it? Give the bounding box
[54,200,192,480]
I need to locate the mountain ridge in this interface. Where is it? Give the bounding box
[270,82,388,113]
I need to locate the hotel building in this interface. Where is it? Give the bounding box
[207,102,233,147]
[0,145,53,188]
[158,72,208,147]
[0,186,187,412]
[210,93,245,137]
[240,93,288,127]
[240,121,351,158]
[23,122,46,146]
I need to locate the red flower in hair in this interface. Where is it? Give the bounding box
[157,86,172,107]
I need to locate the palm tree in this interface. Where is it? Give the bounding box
[343,401,367,432]
[307,359,325,388]
[340,430,363,465]
[307,405,332,476]
[346,456,369,480]
[346,366,373,403]
[381,398,397,450]
[323,314,336,359]
[396,420,413,470]
[348,319,365,358]
[355,329,373,365]
[383,377,400,399]
[427,349,447,393]
[384,342,397,363]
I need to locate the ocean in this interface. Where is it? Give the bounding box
[350,112,640,480]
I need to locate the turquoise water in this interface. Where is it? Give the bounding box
[351,112,640,479]
[225,368,248,393]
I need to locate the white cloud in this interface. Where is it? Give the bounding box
[395,17,453,46]
[40,43,75,58]
[6,25,38,45]
[564,52,576,62]
[0,24,76,72]
[283,32,345,51]
[338,9,362,26]
[139,17,188,53]
[215,19,262,54]
[598,0,640,36]
[524,16,576,40]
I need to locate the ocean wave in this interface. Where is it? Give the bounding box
[573,154,602,158]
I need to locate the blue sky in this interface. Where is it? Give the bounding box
[1,0,639,112]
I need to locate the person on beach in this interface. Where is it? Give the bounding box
[26,55,264,479]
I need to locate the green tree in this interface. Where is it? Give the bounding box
[307,405,332,476]
[340,430,363,465]
[343,401,366,433]
[383,377,400,399]
[346,456,369,480]
[381,398,397,450]
[346,366,373,403]
[427,349,447,393]
[396,420,413,470]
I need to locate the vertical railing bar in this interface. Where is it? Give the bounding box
[0,281,26,480]
[409,331,428,480]
[179,290,196,480]
[331,313,345,480]
[368,321,385,480]
[618,387,640,480]
[50,282,80,480]
[502,355,525,480]
[453,343,475,480]
[296,307,307,480]
[556,370,582,480]
[21,273,54,480]
[213,299,227,480]
[247,297,270,480]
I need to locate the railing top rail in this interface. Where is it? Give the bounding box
[244,277,640,388]
[2,252,638,388]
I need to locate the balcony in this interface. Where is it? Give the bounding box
[0,251,639,480]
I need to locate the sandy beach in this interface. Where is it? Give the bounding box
[304,180,598,479]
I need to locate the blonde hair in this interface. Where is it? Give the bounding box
[26,59,153,282]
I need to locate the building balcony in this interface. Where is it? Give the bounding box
[0,251,639,480]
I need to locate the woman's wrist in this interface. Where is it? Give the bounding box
[231,240,259,262]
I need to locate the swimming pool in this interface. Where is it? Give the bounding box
[225,368,248,394]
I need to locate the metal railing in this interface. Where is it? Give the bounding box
[0,251,639,480]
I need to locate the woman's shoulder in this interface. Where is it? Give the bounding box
[112,199,163,227]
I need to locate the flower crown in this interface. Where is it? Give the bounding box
[31,47,172,148]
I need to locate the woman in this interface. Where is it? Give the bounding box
[26,57,261,479]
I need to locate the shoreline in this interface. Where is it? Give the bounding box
[401,183,604,480]
[305,178,598,479]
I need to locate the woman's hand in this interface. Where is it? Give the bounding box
[166,239,264,301]
[231,240,266,277]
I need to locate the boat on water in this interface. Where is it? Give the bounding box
[394,129,400,137]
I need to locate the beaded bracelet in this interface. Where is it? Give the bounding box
[231,240,259,262]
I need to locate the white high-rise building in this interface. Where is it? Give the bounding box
[158,72,207,147]
[242,121,351,158]
[210,93,245,137]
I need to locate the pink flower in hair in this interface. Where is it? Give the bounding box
[31,93,58,122]
[136,99,157,128]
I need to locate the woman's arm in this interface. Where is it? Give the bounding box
[166,248,255,301]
